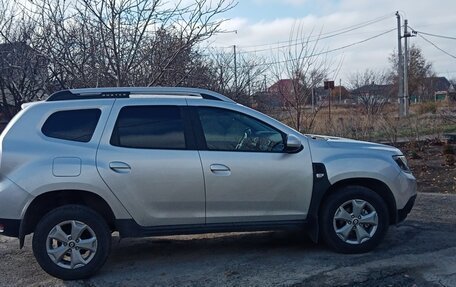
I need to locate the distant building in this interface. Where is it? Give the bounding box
[416,76,454,102]
[331,85,351,104]
[267,79,310,107]
[350,83,394,104]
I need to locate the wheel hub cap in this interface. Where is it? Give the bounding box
[46,220,98,269]
[333,199,379,245]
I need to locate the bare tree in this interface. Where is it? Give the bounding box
[30,0,235,88]
[269,23,328,132]
[349,69,391,119]
[389,44,434,102]
[209,49,268,106]
[0,1,49,119]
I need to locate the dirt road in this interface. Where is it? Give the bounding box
[1,192,455,287]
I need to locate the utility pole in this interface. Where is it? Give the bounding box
[233,45,237,96]
[263,74,267,92]
[396,11,405,117]
[311,87,315,112]
[403,19,416,116]
[219,65,224,90]
[328,88,331,121]
[324,80,334,122]
[339,78,342,104]
[403,20,409,116]
[247,68,251,106]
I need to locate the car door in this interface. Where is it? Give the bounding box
[192,104,313,224]
[96,98,205,227]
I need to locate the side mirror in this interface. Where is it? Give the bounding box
[285,134,302,153]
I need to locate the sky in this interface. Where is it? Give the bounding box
[207,0,456,86]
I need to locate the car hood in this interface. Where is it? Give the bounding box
[305,134,402,157]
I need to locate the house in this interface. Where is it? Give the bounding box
[418,77,454,102]
[267,79,319,107]
[331,85,351,104]
[264,79,354,108]
[350,83,394,104]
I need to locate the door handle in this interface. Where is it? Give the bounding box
[210,164,231,176]
[109,161,131,173]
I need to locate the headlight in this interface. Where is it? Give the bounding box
[393,155,411,173]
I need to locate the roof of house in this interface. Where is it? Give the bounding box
[423,77,451,92]
[268,79,300,93]
[351,84,394,96]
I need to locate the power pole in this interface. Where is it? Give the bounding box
[339,78,342,104]
[403,20,409,116]
[263,74,267,92]
[219,65,224,90]
[247,68,251,106]
[311,87,315,112]
[233,45,237,96]
[328,88,331,121]
[396,11,405,117]
[324,80,334,121]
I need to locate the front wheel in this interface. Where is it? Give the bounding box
[32,205,111,280]
[320,186,389,253]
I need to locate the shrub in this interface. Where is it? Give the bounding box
[417,102,437,115]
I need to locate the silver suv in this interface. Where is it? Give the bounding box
[0,87,416,280]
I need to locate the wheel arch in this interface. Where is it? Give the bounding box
[306,164,398,243]
[19,189,116,248]
[322,178,397,225]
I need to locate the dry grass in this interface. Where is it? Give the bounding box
[269,101,456,143]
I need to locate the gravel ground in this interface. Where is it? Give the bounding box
[0,192,455,287]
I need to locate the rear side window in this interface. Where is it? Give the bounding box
[42,109,101,142]
[110,106,186,149]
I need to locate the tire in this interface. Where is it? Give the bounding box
[32,205,111,280]
[320,186,389,254]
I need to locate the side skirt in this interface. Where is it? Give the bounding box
[116,219,310,238]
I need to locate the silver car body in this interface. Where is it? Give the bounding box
[0,87,416,241]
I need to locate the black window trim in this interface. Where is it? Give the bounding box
[190,106,288,153]
[109,105,197,151]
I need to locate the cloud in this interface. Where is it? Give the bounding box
[209,0,456,81]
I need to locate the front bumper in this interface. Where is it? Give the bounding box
[397,194,416,223]
[0,219,20,237]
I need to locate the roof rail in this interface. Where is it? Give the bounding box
[46,87,235,103]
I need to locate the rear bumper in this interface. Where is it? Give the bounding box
[0,218,20,237]
[397,194,416,223]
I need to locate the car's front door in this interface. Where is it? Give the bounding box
[96,99,205,227]
[193,105,313,224]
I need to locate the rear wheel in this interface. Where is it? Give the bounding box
[320,186,389,253]
[32,205,111,280]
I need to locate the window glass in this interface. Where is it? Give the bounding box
[42,109,101,142]
[111,106,186,149]
[198,107,284,152]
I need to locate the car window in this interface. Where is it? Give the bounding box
[110,106,186,149]
[42,109,101,142]
[197,107,284,152]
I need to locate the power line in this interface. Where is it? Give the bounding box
[236,27,394,55]
[251,27,396,67]
[411,29,456,41]
[213,13,394,51]
[416,33,456,60]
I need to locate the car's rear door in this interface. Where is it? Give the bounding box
[96,98,205,227]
